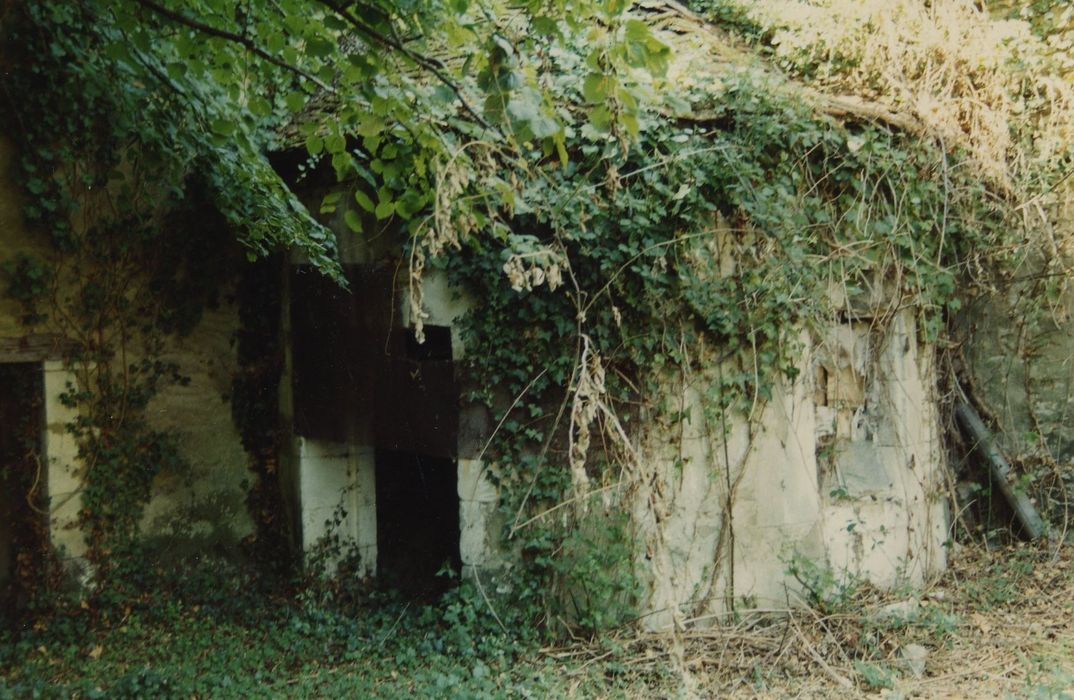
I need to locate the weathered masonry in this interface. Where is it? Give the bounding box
[1,128,947,620]
[280,250,497,596]
[275,189,949,623]
[633,308,949,629]
[0,135,254,598]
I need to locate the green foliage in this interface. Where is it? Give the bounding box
[0,254,51,325]
[784,551,863,615]
[0,560,635,699]
[231,256,293,572]
[4,1,338,272]
[0,0,1048,639]
[553,512,641,633]
[853,660,896,691]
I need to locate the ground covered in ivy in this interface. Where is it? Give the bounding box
[2,541,1072,699]
[0,552,661,700]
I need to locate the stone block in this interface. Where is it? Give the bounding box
[457,458,498,503]
[831,441,899,496]
[297,438,363,557]
[42,362,86,561]
[459,500,493,567]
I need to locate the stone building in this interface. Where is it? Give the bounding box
[0,8,957,625]
[0,124,951,623]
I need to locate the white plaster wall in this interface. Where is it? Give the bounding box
[140,303,254,548]
[634,311,949,630]
[296,438,376,574]
[635,345,826,630]
[43,361,86,567]
[39,306,257,558]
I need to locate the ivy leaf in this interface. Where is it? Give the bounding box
[622,20,670,76]
[211,118,236,136]
[583,73,611,104]
[344,209,363,233]
[375,198,395,220]
[354,190,375,213]
[532,16,560,38]
[588,105,613,132]
[306,38,335,58]
[284,92,306,112]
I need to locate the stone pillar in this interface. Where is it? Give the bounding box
[42,360,87,568]
[457,457,499,573]
[296,437,376,575]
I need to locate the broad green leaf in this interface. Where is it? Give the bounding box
[344,209,363,233]
[589,105,613,132]
[375,199,395,220]
[284,92,307,112]
[320,191,342,214]
[583,73,611,104]
[354,190,375,213]
[306,38,334,58]
[211,119,236,136]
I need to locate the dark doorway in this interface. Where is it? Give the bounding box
[374,450,461,599]
[0,363,45,624]
[290,261,463,597]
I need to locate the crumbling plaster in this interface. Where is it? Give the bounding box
[0,135,253,566]
[636,311,948,630]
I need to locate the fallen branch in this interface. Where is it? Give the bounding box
[955,401,1048,540]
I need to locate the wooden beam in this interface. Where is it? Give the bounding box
[0,334,73,363]
[955,401,1048,540]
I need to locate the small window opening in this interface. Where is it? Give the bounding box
[405,326,452,361]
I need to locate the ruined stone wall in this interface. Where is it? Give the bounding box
[138,302,254,553]
[633,312,948,629]
[0,135,252,568]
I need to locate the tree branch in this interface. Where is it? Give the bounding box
[131,0,334,93]
[311,0,494,131]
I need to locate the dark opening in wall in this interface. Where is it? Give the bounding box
[374,325,460,599]
[405,326,452,361]
[374,325,459,459]
[375,450,460,599]
[0,362,45,623]
[290,261,463,594]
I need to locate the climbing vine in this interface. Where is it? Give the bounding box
[0,3,271,594]
[231,256,293,573]
[439,65,1023,629]
[2,0,1072,639]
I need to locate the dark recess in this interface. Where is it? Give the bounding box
[374,450,461,599]
[0,362,45,626]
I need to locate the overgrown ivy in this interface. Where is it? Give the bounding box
[0,2,294,603]
[0,0,1043,639]
[231,256,294,574]
[440,69,1013,631]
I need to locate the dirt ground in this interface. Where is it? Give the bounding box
[547,541,1074,699]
